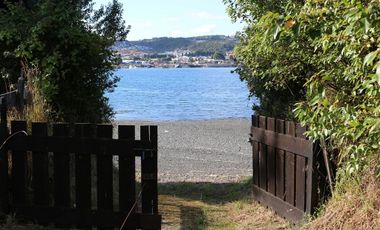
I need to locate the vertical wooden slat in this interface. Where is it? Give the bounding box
[32,123,49,206]
[295,124,307,211]
[0,102,8,214]
[141,126,158,214]
[296,124,307,139]
[96,125,113,210]
[150,126,158,214]
[53,124,70,207]
[75,124,93,229]
[118,126,136,214]
[53,123,70,229]
[258,116,267,191]
[267,117,276,195]
[306,142,319,214]
[295,156,306,210]
[275,119,285,200]
[11,121,27,205]
[97,125,113,230]
[285,121,296,205]
[252,116,259,186]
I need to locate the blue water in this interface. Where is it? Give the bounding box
[107,67,255,121]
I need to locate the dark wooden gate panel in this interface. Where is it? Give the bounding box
[118,125,136,214]
[10,121,27,205]
[32,123,49,206]
[0,117,161,229]
[250,115,319,223]
[75,123,93,229]
[52,123,71,229]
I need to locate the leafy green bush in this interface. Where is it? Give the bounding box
[225,0,380,176]
[0,0,128,122]
[293,0,380,176]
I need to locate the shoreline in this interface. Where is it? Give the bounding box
[117,65,237,69]
[115,118,252,183]
[113,117,251,124]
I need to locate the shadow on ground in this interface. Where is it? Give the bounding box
[158,178,253,229]
[159,177,252,204]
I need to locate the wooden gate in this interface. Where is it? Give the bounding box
[0,110,161,229]
[250,115,327,223]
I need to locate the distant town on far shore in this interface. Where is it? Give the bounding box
[113,35,238,68]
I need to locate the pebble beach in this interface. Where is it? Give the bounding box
[116,118,252,183]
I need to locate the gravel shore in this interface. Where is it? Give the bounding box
[116,118,252,183]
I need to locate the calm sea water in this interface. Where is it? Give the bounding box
[107,67,255,121]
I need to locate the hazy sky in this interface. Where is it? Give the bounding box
[94,0,244,41]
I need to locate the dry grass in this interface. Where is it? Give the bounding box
[158,177,291,230]
[0,216,54,230]
[7,61,52,124]
[307,158,380,230]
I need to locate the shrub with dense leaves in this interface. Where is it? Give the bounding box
[225,0,380,176]
[0,0,128,122]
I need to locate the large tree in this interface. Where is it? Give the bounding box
[0,0,128,122]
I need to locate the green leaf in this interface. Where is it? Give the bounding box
[273,24,281,40]
[361,18,371,33]
[376,64,380,84]
[364,51,378,66]
[322,75,332,81]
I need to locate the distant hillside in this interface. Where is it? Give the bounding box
[114,35,238,55]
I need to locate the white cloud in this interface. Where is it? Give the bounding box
[191,24,217,35]
[190,11,225,20]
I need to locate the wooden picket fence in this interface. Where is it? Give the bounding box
[250,115,328,223]
[0,107,161,229]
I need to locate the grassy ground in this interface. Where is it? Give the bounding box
[158,177,290,230]
[0,177,291,230]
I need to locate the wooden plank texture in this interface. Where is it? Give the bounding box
[295,156,306,211]
[0,105,8,214]
[32,123,49,206]
[53,124,71,207]
[75,124,93,229]
[267,118,276,195]
[252,186,304,223]
[96,125,114,209]
[252,116,259,186]
[118,126,136,215]
[52,124,71,228]
[97,125,113,230]
[275,119,285,200]
[10,121,27,205]
[285,121,295,206]
[258,116,267,191]
[12,205,161,229]
[6,136,151,155]
[296,122,308,210]
[141,126,158,214]
[250,127,313,157]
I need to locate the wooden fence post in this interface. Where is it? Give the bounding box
[141,126,158,215]
[0,99,8,215]
[16,77,24,110]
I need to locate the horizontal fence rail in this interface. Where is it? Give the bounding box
[0,119,161,229]
[250,115,326,223]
